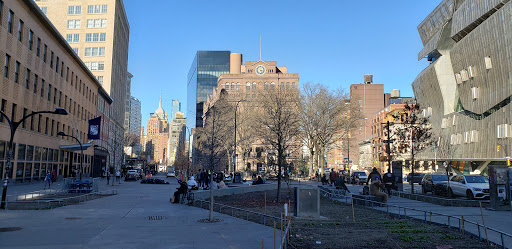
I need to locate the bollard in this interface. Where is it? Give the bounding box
[429,212,432,225]
[351,196,355,223]
[274,221,276,249]
[262,238,264,249]
[281,213,283,243]
[461,216,465,235]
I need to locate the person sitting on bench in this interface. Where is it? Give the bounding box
[334,177,350,193]
[370,180,387,203]
[172,181,188,203]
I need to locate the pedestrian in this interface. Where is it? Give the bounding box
[44,171,52,189]
[51,170,57,183]
[355,174,360,185]
[201,170,208,188]
[329,169,337,186]
[367,167,382,185]
[370,180,387,203]
[383,171,396,197]
[106,172,110,184]
[197,169,203,188]
[116,170,121,183]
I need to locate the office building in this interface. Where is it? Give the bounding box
[123,71,132,130]
[187,51,230,129]
[146,98,168,164]
[171,99,180,120]
[34,0,130,171]
[0,0,112,181]
[167,112,186,165]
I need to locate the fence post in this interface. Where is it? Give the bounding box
[351,196,355,223]
[461,216,465,235]
[429,212,432,225]
[274,221,276,249]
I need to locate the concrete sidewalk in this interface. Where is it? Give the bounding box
[0,177,275,249]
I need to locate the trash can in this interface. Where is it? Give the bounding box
[234,173,242,183]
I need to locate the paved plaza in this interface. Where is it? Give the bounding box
[0,176,274,249]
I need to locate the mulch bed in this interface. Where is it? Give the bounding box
[209,189,496,249]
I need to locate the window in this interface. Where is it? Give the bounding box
[8,10,13,33]
[60,62,63,77]
[471,87,480,99]
[22,108,27,128]
[36,38,41,56]
[33,74,38,94]
[280,82,284,89]
[292,82,296,89]
[40,7,47,15]
[25,68,30,89]
[87,5,108,14]
[28,30,33,50]
[72,48,79,54]
[225,83,229,90]
[230,83,234,90]
[246,82,250,91]
[84,62,104,71]
[270,82,275,89]
[55,57,59,73]
[47,84,51,101]
[84,47,105,56]
[96,76,103,84]
[85,33,106,42]
[18,20,23,41]
[67,20,81,29]
[86,19,107,28]
[0,99,5,123]
[40,79,44,97]
[14,61,20,83]
[43,45,47,62]
[484,56,492,69]
[66,34,79,43]
[236,83,240,91]
[53,88,56,104]
[264,82,268,89]
[4,54,10,78]
[50,51,54,68]
[68,6,81,15]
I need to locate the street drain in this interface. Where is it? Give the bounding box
[146,216,166,220]
[65,217,82,220]
[0,227,22,232]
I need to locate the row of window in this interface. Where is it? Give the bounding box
[84,61,105,71]
[67,19,107,29]
[455,56,493,84]
[84,47,105,57]
[0,99,90,145]
[67,33,107,43]
[67,4,108,15]
[224,82,297,91]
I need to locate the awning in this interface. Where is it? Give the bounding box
[59,142,92,151]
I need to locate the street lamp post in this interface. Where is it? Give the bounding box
[233,99,246,183]
[57,131,83,181]
[0,108,68,209]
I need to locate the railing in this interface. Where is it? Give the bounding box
[1,189,117,210]
[192,199,292,249]
[319,187,512,249]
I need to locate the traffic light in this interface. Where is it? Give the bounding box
[497,145,501,152]
[508,158,511,166]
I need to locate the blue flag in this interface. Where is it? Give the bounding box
[87,116,101,140]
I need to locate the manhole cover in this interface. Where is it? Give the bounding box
[65,217,82,220]
[197,218,222,223]
[146,216,166,220]
[0,227,22,232]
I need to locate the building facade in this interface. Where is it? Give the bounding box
[167,111,186,165]
[187,51,230,129]
[123,71,132,130]
[146,98,168,164]
[412,0,512,174]
[0,0,112,181]
[203,53,300,175]
[35,0,130,172]
[171,99,180,120]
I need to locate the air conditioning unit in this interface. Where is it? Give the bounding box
[455,73,462,84]
[484,56,492,69]
[460,70,469,82]
[468,66,476,78]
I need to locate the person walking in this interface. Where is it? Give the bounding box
[51,170,57,183]
[44,171,52,189]
[383,171,396,197]
[197,169,203,188]
[367,167,382,185]
[329,170,337,186]
[106,172,110,184]
[116,170,121,184]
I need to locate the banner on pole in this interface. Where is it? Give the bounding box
[87,117,101,140]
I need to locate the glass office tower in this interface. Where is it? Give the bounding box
[187,51,231,129]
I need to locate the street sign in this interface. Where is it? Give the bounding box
[346,160,352,164]
[383,140,394,143]
[343,158,348,160]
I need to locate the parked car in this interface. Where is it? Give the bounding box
[127,170,140,180]
[448,175,489,200]
[350,171,368,185]
[166,171,176,178]
[421,173,449,195]
[125,171,137,181]
[407,173,425,184]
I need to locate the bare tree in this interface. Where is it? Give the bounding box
[253,87,300,203]
[389,104,434,194]
[124,132,140,147]
[197,91,234,221]
[299,83,359,177]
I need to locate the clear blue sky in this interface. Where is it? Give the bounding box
[124,0,440,128]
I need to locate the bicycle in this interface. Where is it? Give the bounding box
[180,188,194,204]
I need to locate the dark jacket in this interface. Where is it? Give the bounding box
[367,170,381,184]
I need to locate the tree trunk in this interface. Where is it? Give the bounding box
[209,171,214,221]
[276,150,282,203]
[309,149,315,177]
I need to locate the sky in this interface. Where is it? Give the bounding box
[123,0,441,128]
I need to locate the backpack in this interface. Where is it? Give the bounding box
[362,186,370,195]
